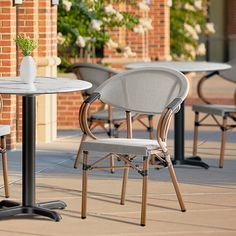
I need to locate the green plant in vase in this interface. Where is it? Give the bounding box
[15,35,38,84]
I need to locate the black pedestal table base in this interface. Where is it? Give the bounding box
[172,157,209,169]
[173,101,209,169]
[0,96,66,221]
[0,200,66,221]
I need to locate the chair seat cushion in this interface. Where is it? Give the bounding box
[192,104,236,116]
[0,125,10,136]
[81,138,161,156]
[90,108,136,121]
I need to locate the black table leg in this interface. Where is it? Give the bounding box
[173,101,209,169]
[0,95,66,221]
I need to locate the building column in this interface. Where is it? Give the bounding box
[37,1,58,143]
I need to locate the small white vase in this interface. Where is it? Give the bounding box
[20,56,36,84]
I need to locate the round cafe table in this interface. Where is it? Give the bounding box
[0,77,92,221]
[125,61,231,169]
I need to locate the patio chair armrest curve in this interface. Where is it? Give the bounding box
[79,93,101,140]
[166,98,183,113]
[197,70,219,104]
[84,92,101,104]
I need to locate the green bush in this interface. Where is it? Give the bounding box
[170,0,215,60]
[57,0,152,71]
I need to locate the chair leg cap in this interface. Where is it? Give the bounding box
[81,216,86,219]
[181,209,186,212]
[140,224,145,227]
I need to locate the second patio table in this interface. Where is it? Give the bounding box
[125,61,231,169]
[0,76,92,221]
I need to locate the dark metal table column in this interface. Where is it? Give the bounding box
[173,101,209,169]
[0,95,66,220]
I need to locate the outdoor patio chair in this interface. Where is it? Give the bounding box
[79,67,188,226]
[0,95,10,198]
[192,59,236,168]
[72,63,154,169]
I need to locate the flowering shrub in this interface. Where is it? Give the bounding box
[57,0,152,70]
[170,0,215,60]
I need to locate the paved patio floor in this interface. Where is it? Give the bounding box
[0,106,236,236]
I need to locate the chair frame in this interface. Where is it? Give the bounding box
[79,68,188,226]
[0,95,9,198]
[72,63,154,168]
[193,70,236,168]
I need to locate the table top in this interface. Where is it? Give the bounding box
[0,77,92,95]
[125,61,231,73]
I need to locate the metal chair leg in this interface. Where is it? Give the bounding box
[74,134,87,168]
[140,156,148,226]
[166,155,186,212]
[219,117,227,168]
[81,151,88,219]
[1,136,9,198]
[193,112,199,156]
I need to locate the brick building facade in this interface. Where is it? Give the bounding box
[0,0,58,148]
[57,0,170,129]
[0,0,236,147]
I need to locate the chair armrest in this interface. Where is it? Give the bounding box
[197,71,219,104]
[166,98,183,113]
[79,93,101,140]
[84,92,101,104]
[156,108,173,153]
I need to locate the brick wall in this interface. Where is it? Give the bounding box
[0,0,58,147]
[0,1,17,148]
[226,0,236,59]
[227,0,236,35]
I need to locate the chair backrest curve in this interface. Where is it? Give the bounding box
[219,59,236,83]
[72,63,119,95]
[95,67,189,114]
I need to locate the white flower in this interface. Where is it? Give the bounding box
[196,43,206,55]
[185,44,196,59]
[205,22,215,34]
[91,19,102,31]
[62,0,72,11]
[195,24,201,33]
[76,36,86,48]
[123,46,136,58]
[134,25,145,34]
[57,32,65,45]
[184,23,199,40]
[139,18,153,30]
[114,12,124,22]
[138,1,150,12]
[106,38,118,49]
[104,4,116,15]
[184,3,195,11]
[194,0,202,10]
